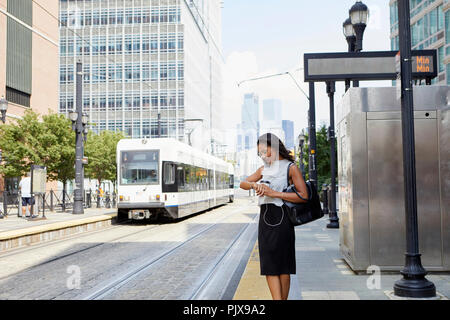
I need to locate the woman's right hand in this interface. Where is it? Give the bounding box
[253,183,264,196]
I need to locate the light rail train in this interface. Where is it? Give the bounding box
[116,138,234,221]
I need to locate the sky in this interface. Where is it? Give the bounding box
[220,0,391,151]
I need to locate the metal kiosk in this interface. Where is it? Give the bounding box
[336,86,450,272]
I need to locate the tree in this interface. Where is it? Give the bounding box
[0,110,75,208]
[300,124,337,188]
[0,110,75,181]
[84,130,125,189]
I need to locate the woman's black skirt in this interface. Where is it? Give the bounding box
[258,203,296,275]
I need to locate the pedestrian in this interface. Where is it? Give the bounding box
[239,133,309,300]
[19,172,36,218]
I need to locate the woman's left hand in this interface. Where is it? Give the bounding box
[259,184,277,198]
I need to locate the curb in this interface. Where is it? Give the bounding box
[0,212,117,253]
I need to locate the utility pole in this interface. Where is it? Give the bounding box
[393,0,435,298]
[73,60,84,214]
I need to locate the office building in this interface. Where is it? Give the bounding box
[0,0,59,191]
[390,0,448,84]
[59,0,224,152]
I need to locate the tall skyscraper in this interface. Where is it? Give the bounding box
[262,98,282,124]
[237,92,259,150]
[58,0,224,151]
[282,120,294,150]
[260,98,284,143]
[390,0,448,84]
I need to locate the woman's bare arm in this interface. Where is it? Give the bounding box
[268,164,308,203]
[239,166,263,190]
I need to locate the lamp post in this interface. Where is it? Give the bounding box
[0,96,8,124]
[326,81,339,229]
[349,1,369,53]
[349,1,369,88]
[0,97,5,218]
[343,18,356,91]
[297,131,306,178]
[157,112,161,138]
[393,0,436,298]
[70,61,86,214]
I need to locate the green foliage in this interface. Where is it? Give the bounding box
[84,130,125,185]
[300,124,337,188]
[0,110,75,182]
[0,110,125,186]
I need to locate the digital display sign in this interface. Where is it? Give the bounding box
[304,50,437,82]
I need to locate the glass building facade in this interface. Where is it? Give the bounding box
[390,0,449,84]
[59,0,224,148]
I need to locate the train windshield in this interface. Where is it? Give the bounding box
[120,150,159,185]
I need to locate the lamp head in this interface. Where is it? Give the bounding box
[69,111,78,122]
[349,1,369,25]
[82,113,89,125]
[343,17,356,38]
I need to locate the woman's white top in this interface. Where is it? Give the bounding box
[258,158,292,207]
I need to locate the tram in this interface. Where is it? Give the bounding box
[116,138,234,221]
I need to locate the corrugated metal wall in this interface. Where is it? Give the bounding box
[6,0,33,96]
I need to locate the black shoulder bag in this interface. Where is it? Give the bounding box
[282,162,324,226]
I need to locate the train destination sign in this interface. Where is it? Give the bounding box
[304,50,437,82]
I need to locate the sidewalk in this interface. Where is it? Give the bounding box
[233,213,450,300]
[0,207,117,252]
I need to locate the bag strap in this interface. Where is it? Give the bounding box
[286,162,309,202]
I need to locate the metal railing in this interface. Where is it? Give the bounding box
[0,189,117,217]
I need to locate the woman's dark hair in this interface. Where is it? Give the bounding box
[257,133,295,162]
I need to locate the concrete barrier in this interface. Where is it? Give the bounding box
[0,213,117,252]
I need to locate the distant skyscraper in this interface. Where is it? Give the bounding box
[238,92,259,151]
[241,93,259,131]
[282,120,294,150]
[262,99,282,125]
[260,98,283,142]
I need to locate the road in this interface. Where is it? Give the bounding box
[0,195,259,300]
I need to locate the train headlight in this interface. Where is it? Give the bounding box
[156,194,160,201]
[119,195,129,202]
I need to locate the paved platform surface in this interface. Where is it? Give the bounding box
[233,214,450,300]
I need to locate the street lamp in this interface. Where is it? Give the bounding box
[71,61,85,214]
[297,131,306,177]
[349,1,369,52]
[393,0,436,298]
[0,96,8,124]
[343,17,356,91]
[82,113,89,142]
[326,81,339,229]
[343,17,356,52]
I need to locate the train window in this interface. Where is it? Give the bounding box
[164,162,175,184]
[177,165,185,191]
[189,165,195,191]
[120,150,159,185]
[185,165,191,190]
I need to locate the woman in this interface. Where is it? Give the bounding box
[239,133,308,300]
